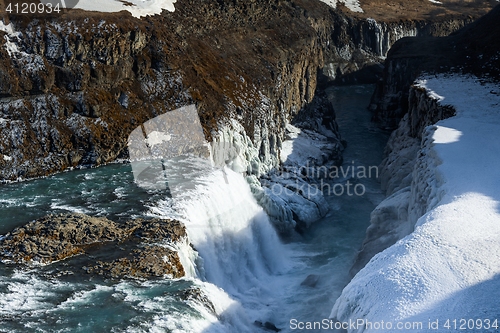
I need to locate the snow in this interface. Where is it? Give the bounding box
[428,0,443,4]
[432,126,461,144]
[331,74,500,332]
[0,21,22,55]
[74,0,176,18]
[318,0,363,12]
[280,124,332,167]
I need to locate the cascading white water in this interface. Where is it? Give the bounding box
[0,85,386,333]
[149,161,292,331]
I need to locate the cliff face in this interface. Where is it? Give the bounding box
[0,0,478,181]
[0,0,327,180]
[371,4,500,129]
[351,85,452,274]
[351,4,500,275]
[321,14,474,84]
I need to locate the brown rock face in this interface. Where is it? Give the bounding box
[0,213,187,279]
[0,0,480,181]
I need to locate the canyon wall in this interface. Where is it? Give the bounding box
[350,86,454,274]
[333,73,500,333]
[0,0,476,183]
[371,4,500,129]
[351,4,500,275]
[321,14,473,84]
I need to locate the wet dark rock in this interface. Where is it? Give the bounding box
[300,274,320,287]
[0,213,187,279]
[177,287,217,315]
[84,245,184,279]
[255,320,281,332]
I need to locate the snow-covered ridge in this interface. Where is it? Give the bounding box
[319,0,363,13]
[74,0,176,18]
[332,74,500,332]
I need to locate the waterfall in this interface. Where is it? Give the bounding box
[149,161,291,330]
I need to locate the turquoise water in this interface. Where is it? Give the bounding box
[0,85,389,332]
[275,85,390,329]
[0,163,160,233]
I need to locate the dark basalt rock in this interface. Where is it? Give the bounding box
[176,287,217,315]
[0,213,187,279]
[300,274,320,287]
[0,0,480,181]
[371,4,500,130]
[255,320,281,332]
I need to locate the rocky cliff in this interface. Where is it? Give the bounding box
[0,0,481,183]
[351,4,500,275]
[371,4,500,129]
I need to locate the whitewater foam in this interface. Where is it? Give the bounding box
[148,163,294,330]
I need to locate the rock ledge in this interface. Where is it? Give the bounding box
[0,213,187,279]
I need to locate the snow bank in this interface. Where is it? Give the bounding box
[318,0,363,13]
[332,74,500,332]
[0,21,22,55]
[74,0,176,18]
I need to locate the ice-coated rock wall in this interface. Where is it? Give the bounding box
[350,83,454,275]
[210,92,343,234]
[321,16,472,84]
[332,74,500,333]
[333,82,454,325]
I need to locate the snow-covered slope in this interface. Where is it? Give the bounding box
[318,0,363,13]
[331,74,500,332]
[74,0,176,17]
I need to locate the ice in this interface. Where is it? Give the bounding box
[331,74,500,331]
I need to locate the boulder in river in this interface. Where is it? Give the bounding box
[0,213,188,279]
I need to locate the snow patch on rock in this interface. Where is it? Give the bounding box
[74,0,176,18]
[318,0,363,13]
[0,20,22,56]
